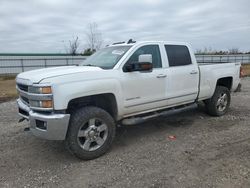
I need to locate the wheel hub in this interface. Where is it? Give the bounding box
[88,130,95,137]
[77,118,108,151]
[217,93,228,111]
[88,128,99,140]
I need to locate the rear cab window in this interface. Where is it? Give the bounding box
[164,45,192,67]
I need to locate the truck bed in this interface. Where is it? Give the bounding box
[197,61,241,101]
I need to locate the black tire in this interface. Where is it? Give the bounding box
[66,106,116,160]
[205,86,231,116]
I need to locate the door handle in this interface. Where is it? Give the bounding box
[190,70,198,74]
[156,74,167,78]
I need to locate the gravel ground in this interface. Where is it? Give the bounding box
[0,78,250,188]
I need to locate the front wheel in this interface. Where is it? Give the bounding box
[205,86,231,116]
[66,106,116,160]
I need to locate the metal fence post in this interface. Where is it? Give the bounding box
[44,59,47,68]
[21,59,24,72]
[66,58,69,65]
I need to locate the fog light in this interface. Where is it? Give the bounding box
[36,120,47,130]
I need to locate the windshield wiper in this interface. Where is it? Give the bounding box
[83,64,97,67]
[82,64,104,69]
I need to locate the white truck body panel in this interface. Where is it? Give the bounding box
[198,62,241,100]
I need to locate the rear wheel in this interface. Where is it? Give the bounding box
[205,86,231,116]
[66,106,116,160]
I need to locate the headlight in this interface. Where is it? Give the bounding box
[27,85,53,109]
[28,86,52,94]
[30,100,53,108]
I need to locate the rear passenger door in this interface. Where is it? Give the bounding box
[165,45,199,106]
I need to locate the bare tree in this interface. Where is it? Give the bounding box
[85,22,103,52]
[68,36,80,55]
[228,48,239,54]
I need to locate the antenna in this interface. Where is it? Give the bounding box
[127,39,136,44]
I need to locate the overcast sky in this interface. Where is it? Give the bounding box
[0,0,249,53]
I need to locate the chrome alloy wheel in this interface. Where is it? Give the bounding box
[216,93,228,112]
[77,118,108,151]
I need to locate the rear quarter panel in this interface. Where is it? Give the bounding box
[198,62,241,100]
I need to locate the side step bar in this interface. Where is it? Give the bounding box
[122,103,197,125]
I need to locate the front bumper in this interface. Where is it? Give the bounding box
[17,99,70,140]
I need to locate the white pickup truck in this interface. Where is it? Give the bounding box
[16,40,242,160]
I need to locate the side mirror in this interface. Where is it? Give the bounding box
[138,54,152,64]
[124,54,153,72]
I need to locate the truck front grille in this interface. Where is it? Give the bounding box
[16,82,53,112]
[21,96,29,104]
[17,84,28,92]
[19,107,29,117]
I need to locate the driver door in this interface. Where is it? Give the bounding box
[119,44,167,115]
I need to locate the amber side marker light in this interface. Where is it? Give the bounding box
[41,87,52,94]
[42,100,53,108]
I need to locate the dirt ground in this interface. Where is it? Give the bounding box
[0,78,250,188]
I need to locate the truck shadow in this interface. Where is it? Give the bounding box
[113,105,208,149]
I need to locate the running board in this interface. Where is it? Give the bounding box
[122,103,197,125]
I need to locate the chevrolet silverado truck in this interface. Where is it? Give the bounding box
[16,41,242,160]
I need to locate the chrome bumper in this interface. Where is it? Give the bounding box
[17,99,70,140]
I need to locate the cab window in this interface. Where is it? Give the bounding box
[126,45,162,68]
[165,45,192,67]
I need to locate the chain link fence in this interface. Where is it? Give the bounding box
[196,54,250,64]
[0,55,87,75]
[0,54,250,75]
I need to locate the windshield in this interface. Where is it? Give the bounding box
[80,46,131,69]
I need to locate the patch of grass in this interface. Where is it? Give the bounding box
[242,64,250,76]
[0,78,17,103]
[0,75,17,81]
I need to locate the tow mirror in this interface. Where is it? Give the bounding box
[138,54,152,64]
[124,54,153,72]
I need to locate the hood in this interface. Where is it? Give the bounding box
[16,66,103,84]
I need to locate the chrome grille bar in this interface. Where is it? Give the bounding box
[16,87,53,101]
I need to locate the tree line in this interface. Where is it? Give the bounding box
[195,47,250,55]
